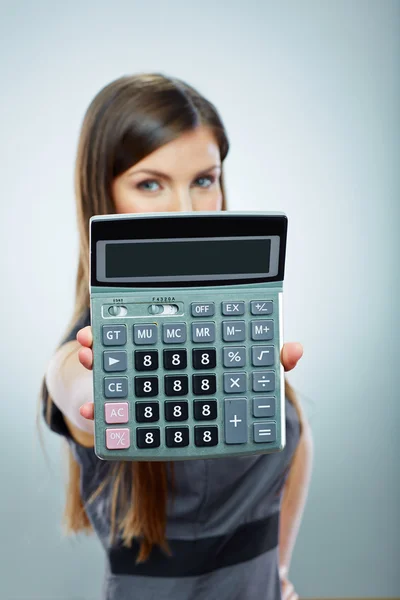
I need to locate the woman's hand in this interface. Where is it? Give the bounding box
[76,326,95,420]
[279,566,299,600]
[280,577,299,600]
[76,325,303,421]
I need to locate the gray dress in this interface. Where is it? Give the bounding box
[42,309,301,600]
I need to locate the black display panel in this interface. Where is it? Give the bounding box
[104,238,271,279]
[90,213,287,288]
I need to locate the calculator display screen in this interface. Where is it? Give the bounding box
[90,213,287,287]
[96,236,279,283]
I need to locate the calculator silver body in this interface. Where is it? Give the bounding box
[89,212,288,461]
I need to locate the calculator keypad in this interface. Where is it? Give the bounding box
[98,296,281,457]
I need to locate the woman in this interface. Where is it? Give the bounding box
[42,73,313,600]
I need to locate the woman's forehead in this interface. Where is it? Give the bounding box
[128,126,221,177]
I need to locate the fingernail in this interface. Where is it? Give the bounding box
[294,343,303,355]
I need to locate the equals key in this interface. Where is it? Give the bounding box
[254,423,276,443]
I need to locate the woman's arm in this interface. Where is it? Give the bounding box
[45,340,95,447]
[279,417,314,577]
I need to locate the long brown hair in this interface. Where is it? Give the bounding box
[42,73,305,563]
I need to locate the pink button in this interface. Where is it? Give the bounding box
[106,428,130,449]
[105,402,129,424]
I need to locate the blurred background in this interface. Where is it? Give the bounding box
[0,1,399,598]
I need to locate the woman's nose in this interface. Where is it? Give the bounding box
[173,188,193,212]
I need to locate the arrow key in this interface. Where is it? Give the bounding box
[103,351,128,372]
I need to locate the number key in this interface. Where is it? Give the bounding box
[165,401,189,421]
[135,350,159,371]
[137,428,160,448]
[164,349,187,370]
[166,427,189,447]
[194,426,218,447]
[135,401,159,422]
[165,375,189,396]
[134,376,158,397]
[194,400,217,421]
[192,348,216,370]
[193,374,217,395]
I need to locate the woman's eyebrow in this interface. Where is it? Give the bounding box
[128,169,172,181]
[128,165,221,180]
[196,165,222,176]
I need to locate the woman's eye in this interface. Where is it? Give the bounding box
[137,180,160,192]
[194,175,215,188]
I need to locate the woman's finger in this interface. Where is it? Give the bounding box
[78,347,93,370]
[76,325,93,348]
[280,342,303,372]
[79,402,94,420]
[281,579,298,600]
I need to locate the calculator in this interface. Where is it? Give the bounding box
[89,211,288,461]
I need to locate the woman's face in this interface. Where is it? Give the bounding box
[112,126,223,214]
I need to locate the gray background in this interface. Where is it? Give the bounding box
[0,1,399,598]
